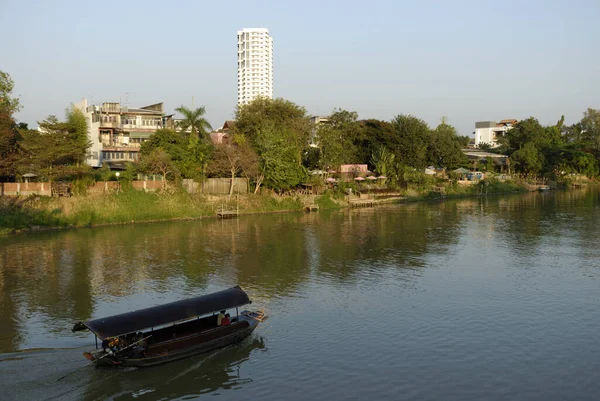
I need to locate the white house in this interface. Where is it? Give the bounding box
[474,119,517,148]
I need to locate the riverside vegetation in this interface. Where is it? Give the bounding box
[1,70,599,233]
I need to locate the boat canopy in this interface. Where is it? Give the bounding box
[72,286,252,339]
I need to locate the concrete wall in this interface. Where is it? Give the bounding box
[0,179,248,196]
[0,182,51,196]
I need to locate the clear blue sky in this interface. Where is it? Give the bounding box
[1,0,598,135]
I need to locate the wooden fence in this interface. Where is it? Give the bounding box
[191,178,249,194]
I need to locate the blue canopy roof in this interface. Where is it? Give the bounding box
[72,286,251,339]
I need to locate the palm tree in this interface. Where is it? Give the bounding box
[175,105,212,139]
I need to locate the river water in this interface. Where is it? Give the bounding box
[1,189,599,401]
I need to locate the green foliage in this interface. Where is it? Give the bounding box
[303,146,320,170]
[428,123,467,169]
[139,149,180,187]
[511,142,544,175]
[71,176,95,196]
[354,119,395,166]
[0,108,21,179]
[18,113,90,182]
[174,105,212,139]
[403,168,433,189]
[370,146,395,176]
[140,129,211,179]
[315,122,355,170]
[580,108,600,151]
[97,163,113,181]
[65,105,90,164]
[0,70,21,114]
[119,162,138,189]
[234,97,312,151]
[233,98,311,192]
[390,115,430,169]
[0,71,22,179]
[241,194,304,212]
[315,193,341,209]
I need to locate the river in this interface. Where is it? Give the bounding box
[1,189,599,401]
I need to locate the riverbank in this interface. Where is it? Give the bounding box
[0,179,581,235]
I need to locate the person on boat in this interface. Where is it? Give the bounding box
[222,313,231,326]
[217,310,226,326]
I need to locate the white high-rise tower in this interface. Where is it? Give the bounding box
[237,28,273,106]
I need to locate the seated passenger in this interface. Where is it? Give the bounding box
[217,310,226,326]
[222,313,231,326]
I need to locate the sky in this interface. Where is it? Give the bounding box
[1,0,599,136]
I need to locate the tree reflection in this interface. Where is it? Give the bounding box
[0,188,598,352]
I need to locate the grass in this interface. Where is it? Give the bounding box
[237,194,304,213]
[0,179,533,234]
[315,193,341,210]
[0,190,215,232]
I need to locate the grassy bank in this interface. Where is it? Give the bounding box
[0,179,537,235]
[0,190,318,234]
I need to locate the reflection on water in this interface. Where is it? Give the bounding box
[1,188,600,400]
[0,336,266,401]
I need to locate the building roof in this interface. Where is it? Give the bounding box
[222,120,236,130]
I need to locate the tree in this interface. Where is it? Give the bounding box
[65,105,91,165]
[141,128,212,179]
[370,146,395,176]
[427,122,467,169]
[174,105,212,139]
[0,109,21,179]
[511,142,544,176]
[563,122,585,144]
[315,108,359,168]
[18,114,90,182]
[234,98,311,192]
[234,97,312,151]
[0,71,22,179]
[253,122,307,193]
[500,117,546,153]
[315,123,354,171]
[390,115,430,169]
[0,70,21,115]
[580,108,600,151]
[209,142,259,195]
[139,149,179,189]
[356,119,395,167]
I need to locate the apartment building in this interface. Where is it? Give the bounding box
[237,28,273,105]
[74,99,173,168]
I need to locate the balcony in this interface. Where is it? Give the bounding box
[122,123,161,130]
[102,145,141,152]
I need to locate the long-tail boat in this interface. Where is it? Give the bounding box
[72,286,267,367]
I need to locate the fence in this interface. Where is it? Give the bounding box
[0,182,51,196]
[0,178,248,196]
[193,178,249,194]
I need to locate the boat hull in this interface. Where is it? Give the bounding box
[94,317,260,368]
